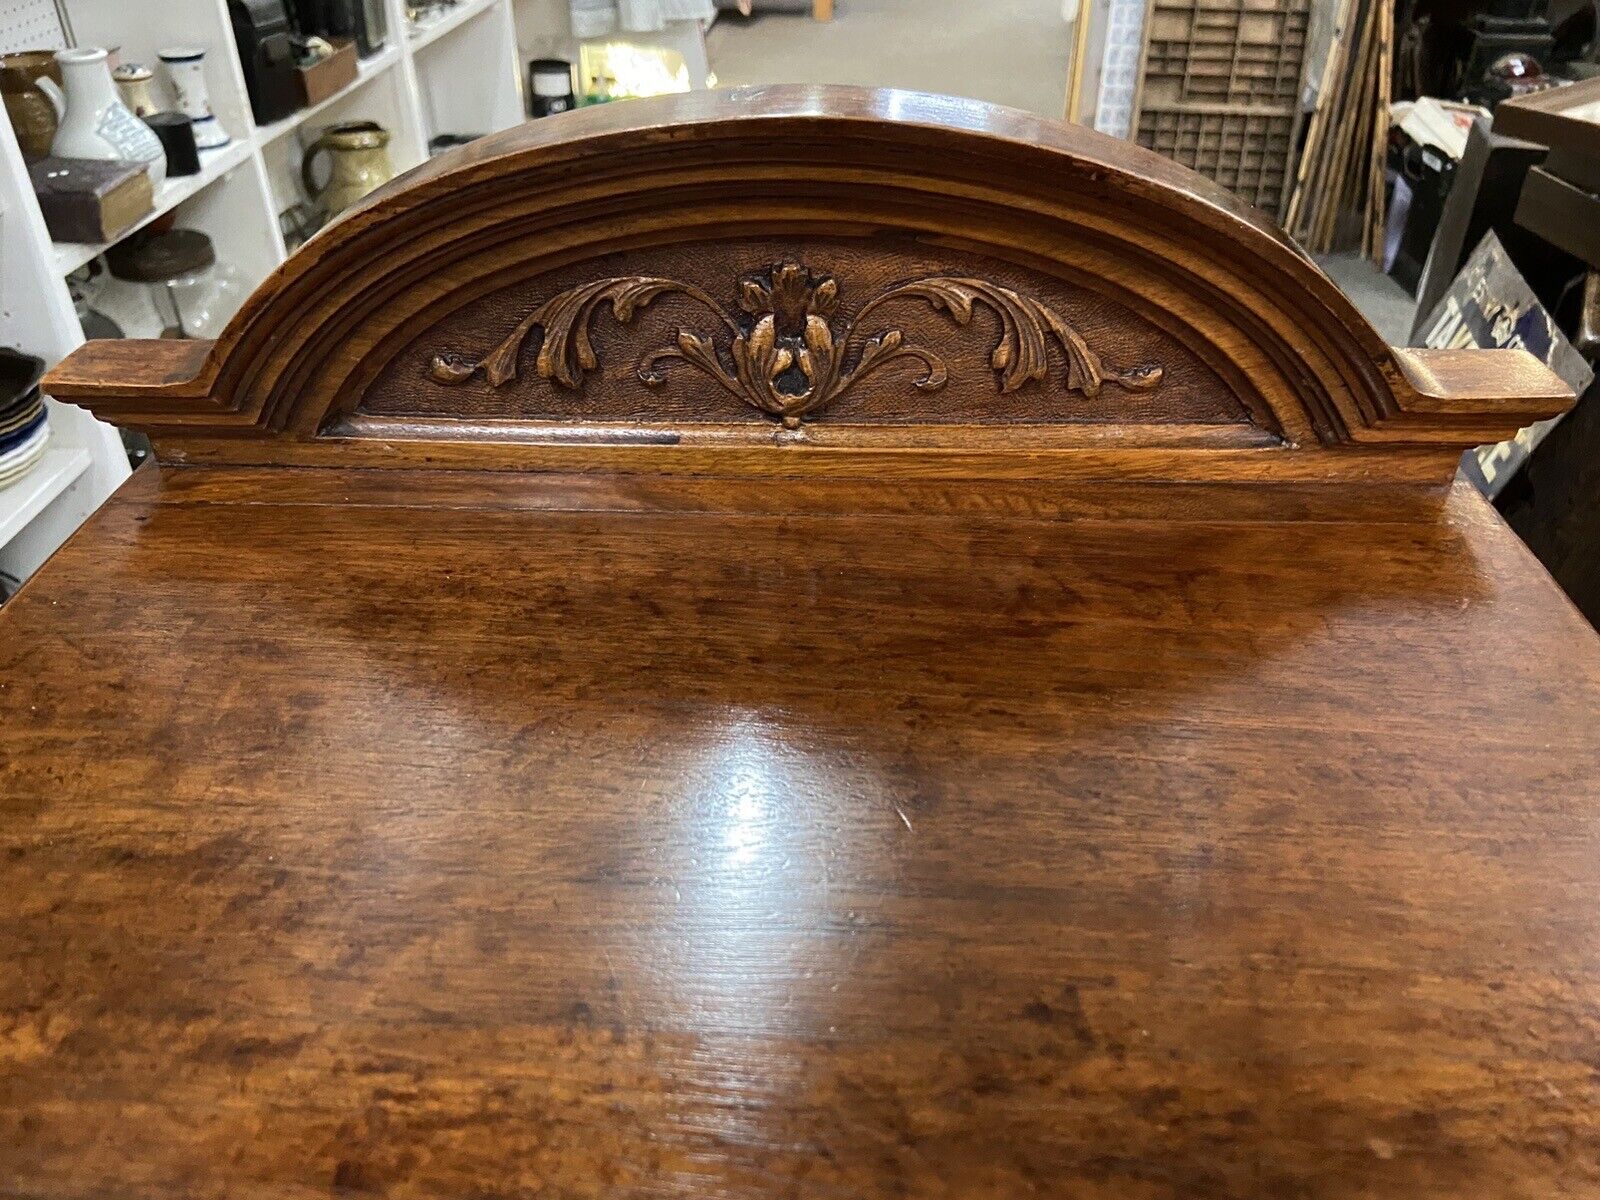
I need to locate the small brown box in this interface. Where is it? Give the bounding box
[296,39,358,107]
[28,157,155,244]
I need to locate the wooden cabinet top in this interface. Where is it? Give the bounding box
[4,87,1598,1198]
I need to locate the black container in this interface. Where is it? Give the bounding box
[528,58,576,117]
[1390,141,1459,295]
[0,349,45,423]
[294,0,387,57]
[146,112,202,176]
[429,133,485,157]
[230,0,301,124]
[356,0,387,58]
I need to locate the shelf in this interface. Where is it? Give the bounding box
[409,0,502,51]
[0,446,92,549]
[253,44,401,146]
[52,139,255,276]
[0,0,525,585]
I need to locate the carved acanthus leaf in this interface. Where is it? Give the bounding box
[430,262,1163,427]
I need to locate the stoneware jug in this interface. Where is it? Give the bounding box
[301,121,392,219]
[42,47,166,186]
[0,51,62,161]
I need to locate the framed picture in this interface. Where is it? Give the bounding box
[1416,230,1594,498]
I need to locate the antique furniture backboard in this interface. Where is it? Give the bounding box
[4,87,1600,1200]
[41,87,1568,481]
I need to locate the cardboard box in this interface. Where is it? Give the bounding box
[296,39,358,107]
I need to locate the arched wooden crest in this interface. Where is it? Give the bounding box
[45,86,1571,484]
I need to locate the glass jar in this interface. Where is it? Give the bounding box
[106,229,243,339]
[66,262,124,340]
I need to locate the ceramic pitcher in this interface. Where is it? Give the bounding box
[1,51,62,161]
[301,121,393,219]
[42,47,166,186]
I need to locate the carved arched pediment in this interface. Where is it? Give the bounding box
[46,86,1570,483]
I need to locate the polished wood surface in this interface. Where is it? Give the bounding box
[44,86,1571,478]
[2,466,1600,1198]
[10,87,1600,1197]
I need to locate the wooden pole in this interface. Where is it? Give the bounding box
[1287,0,1352,234]
[1065,0,1095,123]
[1315,0,1378,252]
[1365,0,1393,261]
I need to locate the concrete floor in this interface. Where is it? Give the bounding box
[1318,253,1419,346]
[706,0,1073,118]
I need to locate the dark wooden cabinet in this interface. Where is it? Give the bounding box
[3,87,1598,1198]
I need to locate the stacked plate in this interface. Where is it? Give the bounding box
[0,351,50,490]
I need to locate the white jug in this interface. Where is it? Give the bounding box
[158,47,229,149]
[39,47,166,187]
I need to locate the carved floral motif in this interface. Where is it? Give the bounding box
[430,262,1163,427]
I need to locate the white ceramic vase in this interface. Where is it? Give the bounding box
[158,47,229,150]
[40,48,166,186]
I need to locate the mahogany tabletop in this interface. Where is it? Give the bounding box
[2,465,1599,1198]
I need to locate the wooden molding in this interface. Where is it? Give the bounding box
[44,85,1573,483]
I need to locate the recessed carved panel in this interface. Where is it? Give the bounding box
[363,238,1252,428]
[429,262,1165,428]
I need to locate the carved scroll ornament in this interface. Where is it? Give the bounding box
[430,262,1163,427]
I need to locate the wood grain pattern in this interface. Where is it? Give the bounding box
[41,86,1572,478]
[2,466,1599,1198]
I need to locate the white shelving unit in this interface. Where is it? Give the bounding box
[0,446,90,548]
[51,138,257,275]
[0,0,527,586]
